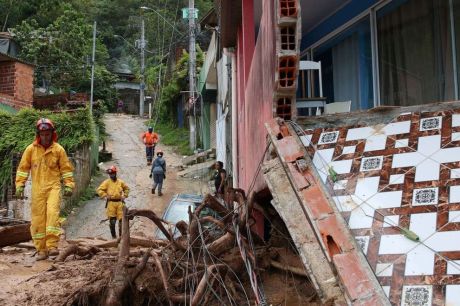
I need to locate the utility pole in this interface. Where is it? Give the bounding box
[89,21,96,115]
[188,0,196,151]
[139,12,146,117]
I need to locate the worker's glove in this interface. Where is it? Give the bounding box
[63,186,73,197]
[15,186,24,199]
[149,173,152,178]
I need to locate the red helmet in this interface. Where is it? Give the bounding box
[36,118,55,131]
[106,165,117,174]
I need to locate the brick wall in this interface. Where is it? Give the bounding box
[0,93,31,109]
[0,62,15,96]
[0,61,34,109]
[14,62,34,103]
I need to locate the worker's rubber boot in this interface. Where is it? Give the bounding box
[109,218,117,239]
[158,190,163,196]
[36,251,48,261]
[48,248,59,256]
[118,220,122,237]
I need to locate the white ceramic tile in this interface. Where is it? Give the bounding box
[412,188,438,206]
[367,190,403,209]
[312,149,334,182]
[376,263,393,277]
[395,138,409,148]
[419,116,442,131]
[452,132,460,142]
[342,146,355,154]
[355,236,370,254]
[401,285,432,306]
[389,174,404,184]
[410,212,437,239]
[333,195,358,212]
[329,159,353,175]
[414,159,440,182]
[383,215,399,228]
[452,114,460,127]
[318,131,339,144]
[425,231,460,252]
[333,180,348,190]
[449,186,460,203]
[346,126,374,141]
[405,244,435,276]
[364,135,387,152]
[400,112,412,116]
[382,286,391,298]
[360,156,383,172]
[300,135,313,147]
[446,285,460,306]
[379,234,417,255]
[348,206,375,229]
[449,210,460,223]
[451,168,460,179]
[384,121,411,135]
[447,260,460,274]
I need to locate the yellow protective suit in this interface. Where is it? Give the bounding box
[16,141,75,252]
[96,178,129,220]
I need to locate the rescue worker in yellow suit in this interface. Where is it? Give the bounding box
[96,166,129,238]
[15,118,75,261]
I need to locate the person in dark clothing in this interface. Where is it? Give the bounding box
[149,150,166,196]
[214,161,227,196]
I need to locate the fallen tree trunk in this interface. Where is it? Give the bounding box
[55,245,101,262]
[0,220,31,247]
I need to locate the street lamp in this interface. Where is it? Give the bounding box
[140,6,182,36]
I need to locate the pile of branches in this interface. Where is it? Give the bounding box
[57,188,302,306]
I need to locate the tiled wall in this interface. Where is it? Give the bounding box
[300,109,460,305]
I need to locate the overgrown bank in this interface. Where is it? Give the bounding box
[0,107,97,207]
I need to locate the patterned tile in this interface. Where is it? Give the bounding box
[419,116,442,131]
[318,131,339,145]
[401,285,432,306]
[301,109,460,304]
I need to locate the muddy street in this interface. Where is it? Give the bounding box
[65,113,208,239]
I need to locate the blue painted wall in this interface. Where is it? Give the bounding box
[301,0,381,50]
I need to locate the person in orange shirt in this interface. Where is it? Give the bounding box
[141,126,159,165]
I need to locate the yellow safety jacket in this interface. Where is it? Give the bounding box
[15,141,75,191]
[96,178,130,202]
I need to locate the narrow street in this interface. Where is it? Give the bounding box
[0,114,208,305]
[65,113,207,239]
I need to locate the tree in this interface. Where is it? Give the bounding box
[11,5,117,102]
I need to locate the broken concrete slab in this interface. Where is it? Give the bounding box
[263,158,346,304]
[177,160,215,179]
[265,118,390,305]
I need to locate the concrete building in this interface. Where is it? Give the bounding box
[206,0,460,304]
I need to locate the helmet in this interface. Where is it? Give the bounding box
[148,126,153,132]
[106,165,117,174]
[36,118,55,131]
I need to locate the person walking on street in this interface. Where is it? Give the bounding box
[96,166,129,239]
[214,161,227,197]
[141,126,159,166]
[15,118,75,261]
[149,150,166,196]
[117,99,124,115]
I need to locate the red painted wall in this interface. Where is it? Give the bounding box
[237,0,276,194]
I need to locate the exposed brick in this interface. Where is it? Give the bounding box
[277,56,298,89]
[279,0,298,17]
[276,96,292,119]
[280,26,297,51]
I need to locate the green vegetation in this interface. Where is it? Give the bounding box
[149,121,193,156]
[0,108,95,192]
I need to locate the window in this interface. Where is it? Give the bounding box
[377,0,454,106]
[312,18,374,111]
